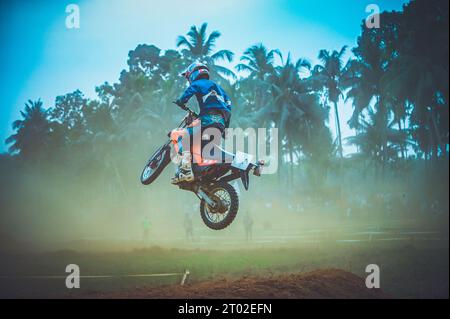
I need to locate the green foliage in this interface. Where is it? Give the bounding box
[312,46,348,157]
[5,100,53,158]
[177,22,235,81]
[345,0,448,163]
[4,2,450,186]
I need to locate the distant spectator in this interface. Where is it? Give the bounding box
[346,207,352,219]
[431,200,441,215]
[243,211,254,241]
[183,212,194,241]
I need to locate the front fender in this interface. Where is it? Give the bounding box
[240,169,250,190]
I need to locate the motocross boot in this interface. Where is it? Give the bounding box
[172,151,195,184]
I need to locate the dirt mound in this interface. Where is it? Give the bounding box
[89,269,387,299]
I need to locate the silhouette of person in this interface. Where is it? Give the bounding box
[243,210,254,241]
[183,212,194,241]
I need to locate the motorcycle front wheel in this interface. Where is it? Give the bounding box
[200,182,239,230]
[140,145,171,185]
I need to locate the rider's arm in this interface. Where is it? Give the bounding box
[218,85,232,107]
[176,84,198,106]
[223,91,232,107]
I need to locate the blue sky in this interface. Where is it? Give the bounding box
[0,0,409,153]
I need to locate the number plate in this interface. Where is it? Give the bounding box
[231,151,253,170]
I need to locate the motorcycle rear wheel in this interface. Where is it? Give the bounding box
[200,182,239,230]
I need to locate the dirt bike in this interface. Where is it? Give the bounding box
[140,103,264,230]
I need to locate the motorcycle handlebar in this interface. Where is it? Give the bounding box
[172,101,199,118]
[172,101,187,110]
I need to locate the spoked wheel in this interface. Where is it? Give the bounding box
[140,145,171,185]
[200,182,239,230]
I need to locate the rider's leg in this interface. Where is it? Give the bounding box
[200,125,226,162]
[200,113,226,160]
[172,127,196,184]
[172,113,225,183]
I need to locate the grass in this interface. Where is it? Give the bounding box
[0,239,448,298]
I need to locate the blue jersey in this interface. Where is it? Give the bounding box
[177,79,232,119]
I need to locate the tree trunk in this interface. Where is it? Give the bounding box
[432,142,438,163]
[427,109,439,165]
[277,145,283,185]
[333,101,343,159]
[402,118,408,158]
[430,107,447,160]
[289,143,294,188]
[378,97,387,179]
[398,119,406,159]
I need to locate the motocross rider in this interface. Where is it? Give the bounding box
[173,62,232,184]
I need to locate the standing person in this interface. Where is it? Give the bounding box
[243,210,254,242]
[142,216,151,243]
[183,212,194,242]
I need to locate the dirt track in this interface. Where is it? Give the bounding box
[87,269,387,299]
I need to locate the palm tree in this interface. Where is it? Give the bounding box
[236,44,281,119]
[381,0,449,160]
[312,46,348,158]
[269,55,313,138]
[342,24,392,172]
[236,44,281,81]
[346,106,410,174]
[176,23,235,79]
[385,96,412,159]
[223,82,251,128]
[5,100,52,159]
[267,54,327,184]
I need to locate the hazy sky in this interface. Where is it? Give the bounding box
[0,0,409,153]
